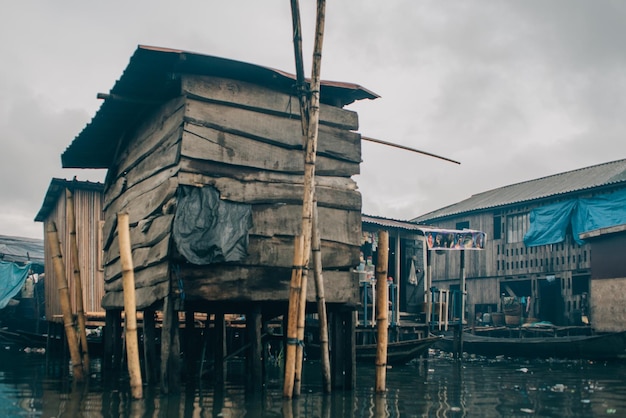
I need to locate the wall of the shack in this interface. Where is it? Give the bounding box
[43,188,105,321]
[100,74,364,308]
[100,97,185,310]
[173,74,362,305]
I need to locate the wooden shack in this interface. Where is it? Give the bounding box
[34,178,105,320]
[61,45,378,388]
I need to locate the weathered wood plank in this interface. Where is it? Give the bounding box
[181,124,358,176]
[104,234,171,282]
[113,97,185,179]
[249,204,361,245]
[105,261,169,291]
[177,160,357,189]
[177,171,362,211]
[243,236,360,269]
[105,138,181,210]
[103,177,178,250]
[105,214,175,265]
[180,266,358,304]
[101,280,170,310]
[181,75,359,130]
[184,99,361,163]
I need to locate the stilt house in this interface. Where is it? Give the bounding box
[61,45,377,322]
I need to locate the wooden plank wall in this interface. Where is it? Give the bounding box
[44,187,105,321]
[101,75,362,309]
[177,75,361,304]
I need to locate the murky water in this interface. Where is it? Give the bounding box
[1,347,626,417]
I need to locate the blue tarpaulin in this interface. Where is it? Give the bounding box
[524,189,626,246]
[0,261,30,309]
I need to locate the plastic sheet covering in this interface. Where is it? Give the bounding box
[173,185,252,265]
[524,189,626,246]
[0,261,30,309]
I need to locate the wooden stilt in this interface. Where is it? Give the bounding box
[214,312,226,385]
[345,309,356,390]
[185,309,196,379]
[117,212,143,399]
[375,230,390,393]
[329,310,345,390]
[65,188,90,372]
[143,308,157,383]
[247,305,263,390]
[104,309,122,370]
[160,296,182,393]
[46,221,84,382]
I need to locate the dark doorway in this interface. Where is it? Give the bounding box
[538,277,565,325]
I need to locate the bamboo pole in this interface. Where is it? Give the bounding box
[117,212,143,399]
[283,235,304,398]
[65,188,90,372]
[312,202,331,393]
[46,221,84,382]
[284,0,327,399]
[375,230,389,393]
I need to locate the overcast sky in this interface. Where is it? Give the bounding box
[2,1,626,240]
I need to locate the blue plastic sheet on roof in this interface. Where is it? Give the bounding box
[0,261,30,309]
[524,189,626,246]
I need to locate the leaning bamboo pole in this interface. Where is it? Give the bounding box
[312,202,331,393]
[117,212,143,399]
[65,188,90,372]
[375,230,389,393]
[283,0,327,399]
[47,221,84,382]
[283,235,304,398]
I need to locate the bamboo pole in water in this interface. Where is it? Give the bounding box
[375,230,389,393]
[47,221,84,382]
[117,212,143,399]
[284,0,327,399]
[283,235,304,398]
[312,202,331,393]
[65,188,90,372]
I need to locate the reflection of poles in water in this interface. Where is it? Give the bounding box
[374,394,388,418]
[212,381,225,418]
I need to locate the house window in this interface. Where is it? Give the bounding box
[506,213,529,244]
[456,221,470,230]
[493,216,501,240]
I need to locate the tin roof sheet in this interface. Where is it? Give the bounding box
[413,158,626,222]
[62,45,379,169]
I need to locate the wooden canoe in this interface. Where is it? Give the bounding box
[436,331,626,360]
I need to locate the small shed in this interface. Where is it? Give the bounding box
[579,224,626,332]
[61,45,378,387]
[34,178,105,320]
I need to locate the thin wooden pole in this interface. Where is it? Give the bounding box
[117,212,143,399]
[46,221,84,382]
[283,235,304,398]
[66,188,90,372]
[375,230,389,393]
[312,202,331,393]
[361,136,461,165]
[283,0,327,399]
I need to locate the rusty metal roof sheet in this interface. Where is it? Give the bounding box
[413,158,626,223]
[34,178,104,222]
[62,45,379,169]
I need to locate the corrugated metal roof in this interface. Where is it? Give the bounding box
[0,235,44,266]
[34,178,104,222]
[413,158,626,222]
[61,45,379,169]
[362,214,425,231]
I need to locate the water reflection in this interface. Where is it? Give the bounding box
[2,348,626,417]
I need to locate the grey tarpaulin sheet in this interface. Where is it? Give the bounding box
[173,185,252,265]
